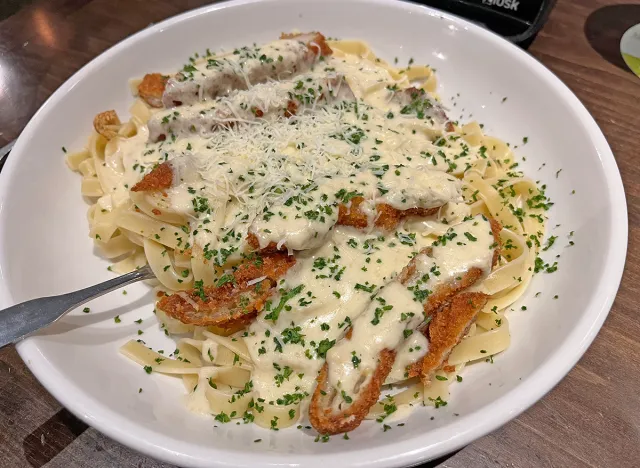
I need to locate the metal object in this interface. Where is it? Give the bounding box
[0,265,155,348]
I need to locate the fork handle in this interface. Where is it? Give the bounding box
[0,266,155,348]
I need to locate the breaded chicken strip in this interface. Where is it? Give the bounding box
[137,73,169,108]
[280,32,333,56]
[147,74,354,142]
[310,348,396,435]
[245,201,439,253]
[406,218,502,382]
[309,269,486,435]
[309,216,501,435]
[247,169,462,252]
[132,165,460,253]
[162,32,332,108]
[130,162,173,192]
[337,197,440,231]
[392,87,448,125]
[137,32,332,108]
[157,253,295,328]
[407,292,488,383]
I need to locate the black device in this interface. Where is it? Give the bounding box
[414,0,556,48]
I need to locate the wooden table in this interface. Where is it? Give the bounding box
[0,1,638,466]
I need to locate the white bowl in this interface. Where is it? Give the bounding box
[0,0,627,466]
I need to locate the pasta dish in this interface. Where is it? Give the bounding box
[66,32,552,435]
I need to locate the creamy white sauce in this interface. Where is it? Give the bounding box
[163,39,314,107]
[406,216,495,294]
[148,73,353,142]
[109,45,484,226]
[327,281,424,406]
[249,171,461,251]
[250,182,341,251]
[387,332,429,383]
[244,225,436,403]
[323,216,494,408]
[106,38,496,413]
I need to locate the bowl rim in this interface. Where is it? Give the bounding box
[0,0,628,466]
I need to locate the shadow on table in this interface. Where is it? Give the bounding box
[584,4,640,73]
[414,450,462,467]
[0,0,36,21]
[23,408,88,467]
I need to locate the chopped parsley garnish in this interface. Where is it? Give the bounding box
[193,279,207,301]
[464,232,478,242]
[215,274,235,287]
[351,352,361,368]
[214,412,231,423]
[341,390,353,404]
[354,283,375,293]
[316,339,336,358]
[429,396,448,408]
[264,285,305,322]
[282,325,305,345]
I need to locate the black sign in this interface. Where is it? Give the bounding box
[414,0,556,47]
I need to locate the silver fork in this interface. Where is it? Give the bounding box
[0,265,155,348]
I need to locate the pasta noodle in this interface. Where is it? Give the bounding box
[67,34,551,433]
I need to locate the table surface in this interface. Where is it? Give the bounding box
[0,0,638,467]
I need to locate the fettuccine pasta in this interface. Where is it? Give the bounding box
[66,33,553,433]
